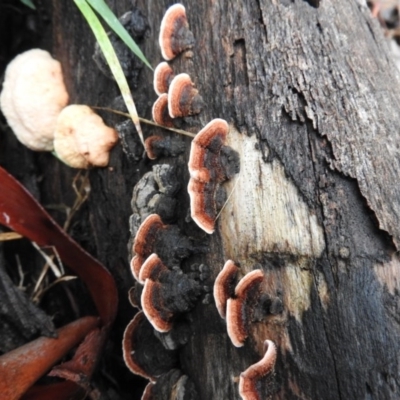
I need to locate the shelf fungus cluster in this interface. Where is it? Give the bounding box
[214,261,279,399]
[0,49,118,168]
[214,261,266,347]
[149,4,240,234]
[123,211,205,396]
[146,3,204,160]
[188,119,240,234]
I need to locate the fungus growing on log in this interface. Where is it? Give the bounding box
[122,311,178,381]
[188,119,238,234]
[0,49,69,151]
[141,382,154,400]
[152,94,174,128]
[226,269,265,347]
[141,369,199,400]
[141,268,202,332]
[138,253,169,284]
[213,259,240,319]
[53,105,118,168]
[238,340,277,400]
[131,214,203,282]
[159,4,195,61]
[131,214,166,281]
[153,62,175,95]
[168,73,204,118]
[144,134,185,160]
[142,279,174,332]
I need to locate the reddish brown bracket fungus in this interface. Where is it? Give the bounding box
[131,214,166,281]
[141,269,202,333]
[142,278,174,332]
[138,253,169,284]
[188,118,229,182]
[145,135,165,160]
[187,179,218,235]
[238,340,277,400]
[144,134,186,160]
[131,213,202,281]
[141,382,155,400]
[152,94,174,128]
[123,312,155,381]
[159,4,195,61]
[226,269,265,347]
[141,369,199,399]
[187,119,230,234]
[154,62,175,95]
[168,73,204,118]
[0,49,69,151]
[213,260,240,319]
[122,311,178,381]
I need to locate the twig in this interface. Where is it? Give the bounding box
[31,242,63,278]
[92,106,196,138]
[64,170,91,231]
[15,255,25,290]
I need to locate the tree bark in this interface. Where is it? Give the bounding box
[2,0,400,399]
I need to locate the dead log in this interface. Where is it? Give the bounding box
[1,0,400,399]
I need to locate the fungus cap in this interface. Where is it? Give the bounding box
[53,105,118,168]
[145,136,164,160]
[187,178,217,234]
[141,382,155,400]
[122,312,156,382]
[133,214,166,268]
[168,73,203,118]
[238,340,277,400]
[139,253,169,284]
[226,270,265,347]
[153,62,175,95]
[0,49,69,151]
[188,118,229,182]
[141,278,173,332]
[152,94,174,128]
[213,260,239,319]
[159,4,194,60]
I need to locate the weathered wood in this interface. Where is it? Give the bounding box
[2,0,400,399]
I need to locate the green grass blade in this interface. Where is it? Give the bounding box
[74,0,144,145]
[20,0,36,9]
[87,0,152,70]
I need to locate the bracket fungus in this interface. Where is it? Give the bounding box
[142,369,199,400]
[238,340,277,400]
[154,62,175,95]
[226,269,265,347]
[159,4,195,61]
[53,105,118,168]
[0,49,69,151]
[141,266,202,332]
[122,311,178,382]
[131,213,201,282]
[139,253,169,284]
[131,214,167,281]
[145,135,185,160]
[213,259,240,319]
[188,119,235,234]
[168,73,204,118]
[152,94,174,128]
